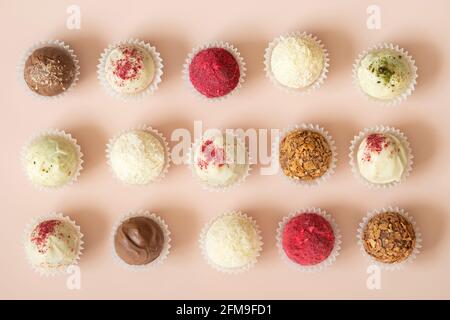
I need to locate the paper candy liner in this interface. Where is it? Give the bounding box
[187,131,251,192]
[182,41,246,102]
[23,213,83,276]
[264,31,329,94]
[97,38,164,100]
[352,43,418,107]
[357,207,422,271]
[110,210,171,271]
[17,40,80,100]
[276,208,341,272]
[273,124,337,186]
[349,126,413,189]
[21,129,84,191]
[105,125,170,186]
[199,211,263,274]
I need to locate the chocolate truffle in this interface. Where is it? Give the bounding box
[25,219,80,271]
[362,211,415,264]
[104,44,155,94]
[24,133,80,188]
[108,129,166,185]
[356,133,408,184]
[282,213,335,266]
[270,35,325,89]
[357,48,413,100]
[189,47,240,98]
[192,131,248,188]
[114,217,164,265]
[204,213,261,270]
[279,129,332,181]
[24,46,76,96]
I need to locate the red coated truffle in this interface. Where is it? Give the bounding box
[189,48,240,98]
[282,213,335,266]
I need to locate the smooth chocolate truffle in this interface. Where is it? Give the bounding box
[114,217,164,265]
[362,212,415,264]
[24,46,76,96]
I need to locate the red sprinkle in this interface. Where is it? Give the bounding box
[198,139,225,169]
[113,46,143,81]
[31,220,61,253]
[282,213,335,266]
[189,48,240,98]
[363,133,389,161]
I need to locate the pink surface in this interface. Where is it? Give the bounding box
[1,0,450,299]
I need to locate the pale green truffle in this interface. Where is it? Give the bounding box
[25,135,79,187]
[357,49,412,100]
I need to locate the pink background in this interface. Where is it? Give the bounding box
[1,0,450,299]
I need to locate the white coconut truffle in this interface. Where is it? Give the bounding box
[109,130,166,185]
[270,36,324,89]
[204,214,261,270]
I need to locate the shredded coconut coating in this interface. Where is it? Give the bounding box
[110,130,165,185]
[271,36,324,89]
[205,215,260,269]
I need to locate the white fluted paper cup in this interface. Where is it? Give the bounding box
[110,209,171,271]
[97,38,163,100]
[182,41,246,102]
[264,31,329,94]
[187,130,251,192]
[273,124,337,186]
[21,129,84,191]
[17,40,80,99]
[349,125,413,189]
[105,125,170,186]
[357,206,422,271]
[276,208,341,272]
[23,213,83,276]
[352,43,418,107]
[199,211,263,274]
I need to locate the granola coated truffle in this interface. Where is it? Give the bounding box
[362,211,416,264]
[279,129,332,181]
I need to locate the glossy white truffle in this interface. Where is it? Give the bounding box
[25,219,80,270]
[357,49,412,100]
[24,135,79,188]
[357,133,407,184]
[192,131,248,188]
[104,44,154,94]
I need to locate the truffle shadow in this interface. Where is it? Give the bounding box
[395,120,437,176]
[50,32,107,84]
[61,206,110,265]
[398,39,442,91]
[66,123,108,175]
